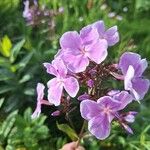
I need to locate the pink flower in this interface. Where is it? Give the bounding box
[80,91,133,140]
[119,52,150,100]
[44,59,79,106]
[57,27,108,73]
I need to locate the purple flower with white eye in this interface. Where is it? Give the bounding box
[119,52,150,100]
[32,83,52,119]
[44,58,79,106]
[92,20,119,46]
[57,28,108,73]
[80,93,132,140]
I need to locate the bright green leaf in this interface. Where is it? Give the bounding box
[0,98,4,109]
[0,35,12,57]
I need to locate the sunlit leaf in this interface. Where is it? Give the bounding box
[0,98,4,109]
[0,35,12,57]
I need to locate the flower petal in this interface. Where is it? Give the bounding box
[63,53,89,73]
[86,39,108,64]
[36,83,45,101]
[88,114,111,140]
[64,77,79,97]
[124,65,135,91]
[43,63,58,76]
[47,78,63,106]
[105,32,119,46]
[119,52,147,76]
[31,102,41,119]
[52,58,67,78]
[97,96,121,112]
[105,26,118,36]
[80,100,101,120]
[92,20,105,36]
[113,91,133,110]
[132,78,150,100]
[80,25,99,45]
[60,31,81,49]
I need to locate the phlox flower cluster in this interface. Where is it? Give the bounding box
[23,0,63,27]
[32,20,150,140]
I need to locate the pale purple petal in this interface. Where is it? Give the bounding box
[124,65,135,91]
[86,39,108,64]
[105,32,119,46]
[92,20,105,36]
[78,93,90,101]
[122,123,133,134]
[113,91,133,110]
[124,115,135,123]
[80,25,99,45]
[88,114,111,140]
[60,31,82,49]
[54,49,63,59]
[107,90,120,96]
[47,78,63,106]
[132,78,150,100]
[119,52,147,76]
[31,102,41,119]
[124,111,138,123]
[97,96,121,112]
[105,26,118,36]
[64,77,79,97]
[43,63,58,76]
[80,100,101,120]
[52,58,67,78]
[140,59,148,75]
[63,53,89,73]
[36,83,45,101]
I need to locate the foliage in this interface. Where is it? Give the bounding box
[0,108,50,150]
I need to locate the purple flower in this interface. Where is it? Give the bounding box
[92,20,119,46]
[119,52,150,100]
[44,58,79,106]
[80,92,132,140]
[32,83,52,118]
[87,79,94,88]
[57,28,108,73]
[23,0,32,21]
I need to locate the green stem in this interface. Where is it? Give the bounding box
[76,120,86,148]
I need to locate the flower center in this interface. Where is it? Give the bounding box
[103,107,111,114]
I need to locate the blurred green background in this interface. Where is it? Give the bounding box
[0,0,150,149]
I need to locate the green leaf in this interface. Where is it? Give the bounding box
[19,74,31,84]
[0,35,12,57]
[0,86,14,94]
[0,110,18,138]
[57,122,78,141]
[17,52,33,69]
[10,39,25,63]
[0,98,4,109]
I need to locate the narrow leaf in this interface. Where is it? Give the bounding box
[57,122,78,141]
